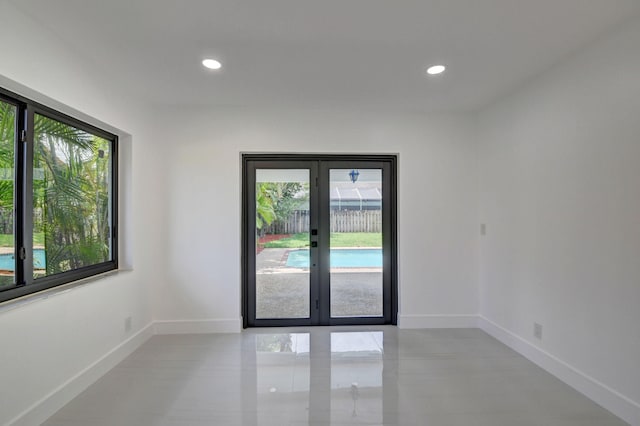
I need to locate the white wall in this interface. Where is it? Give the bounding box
[0,2,163,424]
[477,15,640,424]
[152,106,479,330]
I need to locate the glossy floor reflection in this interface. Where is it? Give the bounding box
[43,327,627,426]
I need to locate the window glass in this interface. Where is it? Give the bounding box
[0,100,16,288]
[33,113,112,278]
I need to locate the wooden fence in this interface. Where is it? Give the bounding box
[264,209,381,234]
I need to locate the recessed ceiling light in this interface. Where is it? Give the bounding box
[202,59,222,70]
[426,65,446,75]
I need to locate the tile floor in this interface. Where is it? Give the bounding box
[43,327,627,426]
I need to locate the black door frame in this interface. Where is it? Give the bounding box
[242,154,397,328]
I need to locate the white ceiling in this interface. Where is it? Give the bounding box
[10,0,640,112]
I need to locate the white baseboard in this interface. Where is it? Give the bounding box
[8,322,154,426]
[153,318,242,334]
[397,314,479,329]
[479,316,640,426]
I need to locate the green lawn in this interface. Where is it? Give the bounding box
[0,233,45,247]
[263,232,381,248]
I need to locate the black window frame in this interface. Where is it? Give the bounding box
[0,86,118,303]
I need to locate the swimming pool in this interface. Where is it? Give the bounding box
[286,248,382,268]
[0,249,46,271]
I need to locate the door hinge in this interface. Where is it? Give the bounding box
[315,299,319,310]
[19,247,26,260]
[20,130,27,143]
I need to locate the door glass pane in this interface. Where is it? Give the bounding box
[329,169,383,317]
[33,113,113,279]
[0,100,16,289]
[255,169,310,319]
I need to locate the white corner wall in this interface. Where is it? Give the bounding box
[477,16,640,425]
[152,106,479,331]
[0,3,164,425]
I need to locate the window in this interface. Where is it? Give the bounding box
[0,87,118,303]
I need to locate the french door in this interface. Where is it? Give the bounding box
[243,155,396,327]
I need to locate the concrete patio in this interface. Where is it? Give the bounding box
[256,248,383,319]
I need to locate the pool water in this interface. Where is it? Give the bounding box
[286,248,382,268]
[0,249,46,271]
